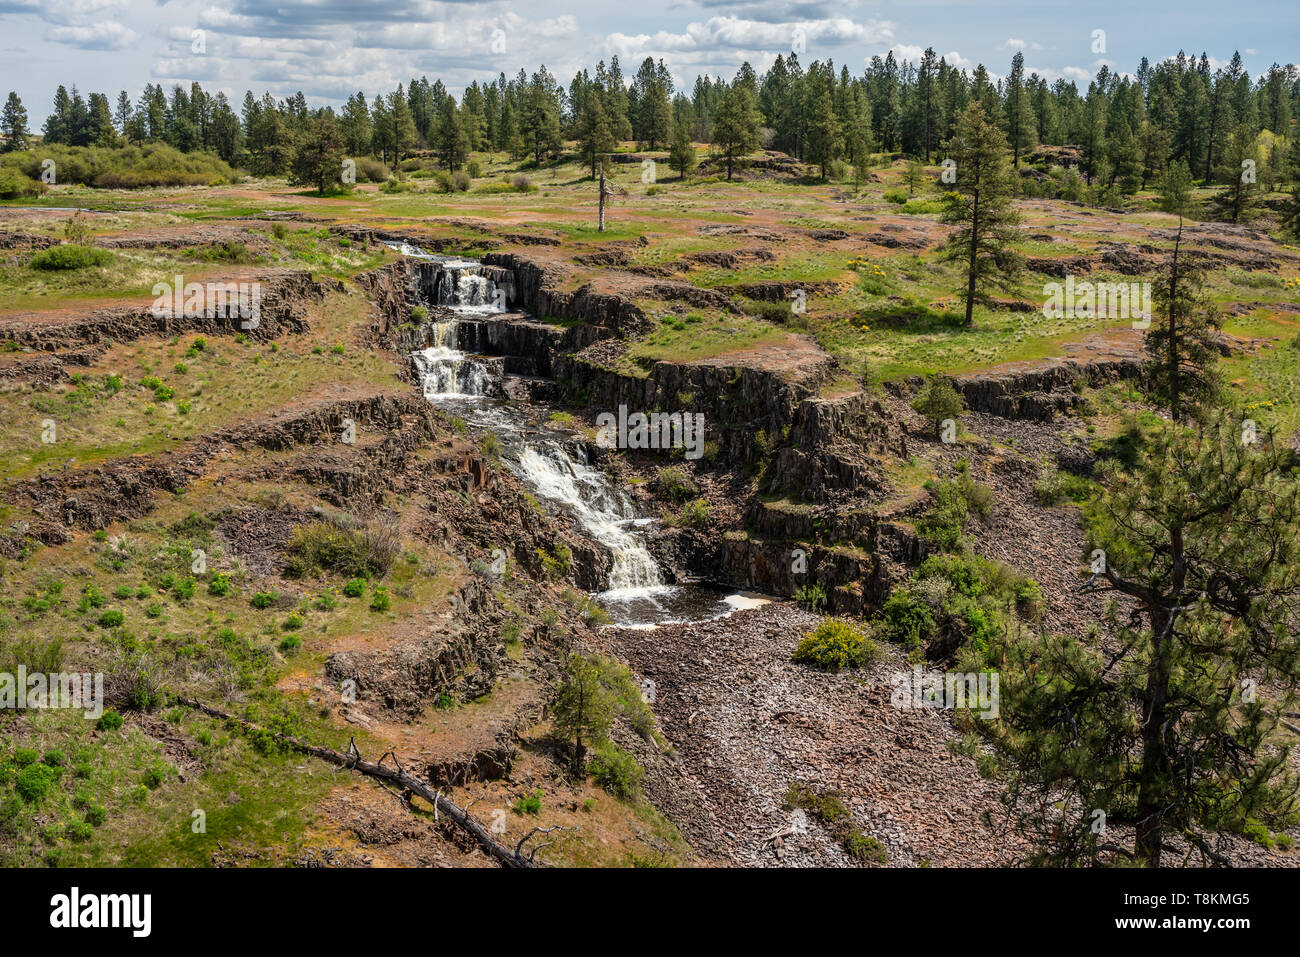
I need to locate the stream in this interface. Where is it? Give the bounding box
[396,246,766,629]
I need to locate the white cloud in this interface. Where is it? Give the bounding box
[45,21,137,50]
[1003,38,1026,50]
[890,44,971,70]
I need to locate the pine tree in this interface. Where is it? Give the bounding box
[521,67,563,164]
[939,102,1022,326]
[1003,51,1036,167]
[339,93,372,158]
[1143,221,1223,422]
[804,63,842,180]
[291,114,344,194]
[1004,415,1300,866]
[577,94,614,178]
[551,655,615,775]
[87,92,117,147]
[903,158,925,195]
[435,98,469,171]
[711,82,759,181]
[668,118,696,179]
[911,375,965,439]
[1,92,29,151]
[1218,125,1261,222]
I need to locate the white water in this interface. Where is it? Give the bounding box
[515,443,666,592]
[385,243,505,314]
[411,321,498,399]
[400,249,760,628]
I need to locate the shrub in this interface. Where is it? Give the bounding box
[355,156,390,182]
[784,781,850,823]
[844,829,889,863]
[95,711,124,732]
[668,498,709,529]
[342,578,366,598]
[97,610,124,628]
[84,804,107,827]
[793,617,876,670]
[536,543,572,579]
[452,170,471,191]
[652,467,698,503]
[877,588,937,650]
[588,744,643,801]
[1034,465,1096,506]
[369,587,391,612]
[0,166,41,199]
[15,763,60,803]
[916,480,970,551]
[883,188,908,204]
[793,583,827,612]
[279,634,301,652]
[30,245,112,271]
[512,789,543,815]
[281,613,304,630]
[207,573,232,596]
[64,820,94,842]
[250,591,279,609]
[284,519,400,580]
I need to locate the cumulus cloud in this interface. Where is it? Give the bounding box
[45,21,138,49]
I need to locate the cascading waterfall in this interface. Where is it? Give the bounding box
[515,443,665,593]
[411,320,497,399]
[397,243,764,627]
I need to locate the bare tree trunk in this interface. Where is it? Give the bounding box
[176,697,535,868]
[598,171,606,232]
[965,186,980,326]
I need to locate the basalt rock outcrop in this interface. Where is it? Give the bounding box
[0,270,341,351]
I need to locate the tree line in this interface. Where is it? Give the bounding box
[1,49,1295,189]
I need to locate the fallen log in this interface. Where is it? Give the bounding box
[176,696,534,868]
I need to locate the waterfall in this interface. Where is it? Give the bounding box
[515,443,665,593]
[411,320,498,399]
[395,244,760,628]
[424,258,504,313]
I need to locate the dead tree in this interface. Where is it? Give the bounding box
[177,696,541,868]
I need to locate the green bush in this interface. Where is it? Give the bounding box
[588,744,643,801]
[95,711,124,732]
[284,520,399,580]
[97,609,124,628]
[916,480,970,551]
[64,820,94,842]
[512,789,543,815]
[1,143,233,189]
[0,167,42,199]
[883,188,908,204]
[30,245,112,271]
[1034,466,1097,505]
[369,587,391,612]
[15,763,60,803]
[342,578,365,598]
[844,829,889,863]
[250,590,279,609]
[652,467,699,502]
[281,613,304,630]
[207,573,232,596]
[877,588,937,650]
[793,617,876,670]
[279,634,302,652]
[668,498,710,529]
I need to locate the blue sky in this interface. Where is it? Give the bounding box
[1,0,1295,121]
